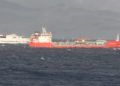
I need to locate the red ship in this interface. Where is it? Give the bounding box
[28,27,120,48]
[29,26,53,48]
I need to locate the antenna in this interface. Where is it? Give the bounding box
[116,34,120,41]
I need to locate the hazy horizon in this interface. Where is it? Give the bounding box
[0,0,120,39]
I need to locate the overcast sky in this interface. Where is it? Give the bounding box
[0,0,120,39]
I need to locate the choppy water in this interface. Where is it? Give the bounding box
[0,45,120,86]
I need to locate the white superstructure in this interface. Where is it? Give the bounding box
[30,26,52,43]
[0,34,29,44]
[38,26,52,43]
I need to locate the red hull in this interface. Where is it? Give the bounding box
[29,42,106,48]
[29,41,120,48]
[53,45,106,48]
[29,42,53,48]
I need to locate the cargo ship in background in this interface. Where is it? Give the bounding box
[28,26,120,48]
[0,34,29,44]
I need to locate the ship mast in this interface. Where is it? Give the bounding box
[116,34,120,41]
[42,25,47,34]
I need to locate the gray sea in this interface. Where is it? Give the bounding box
[0,45,120,86]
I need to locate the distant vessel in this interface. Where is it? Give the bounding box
[28,26,120,48]
[29,26,53,48]
[0,34,29,44]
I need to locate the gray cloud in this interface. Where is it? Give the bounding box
[7,0,120,12]
[0,0,120,39]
